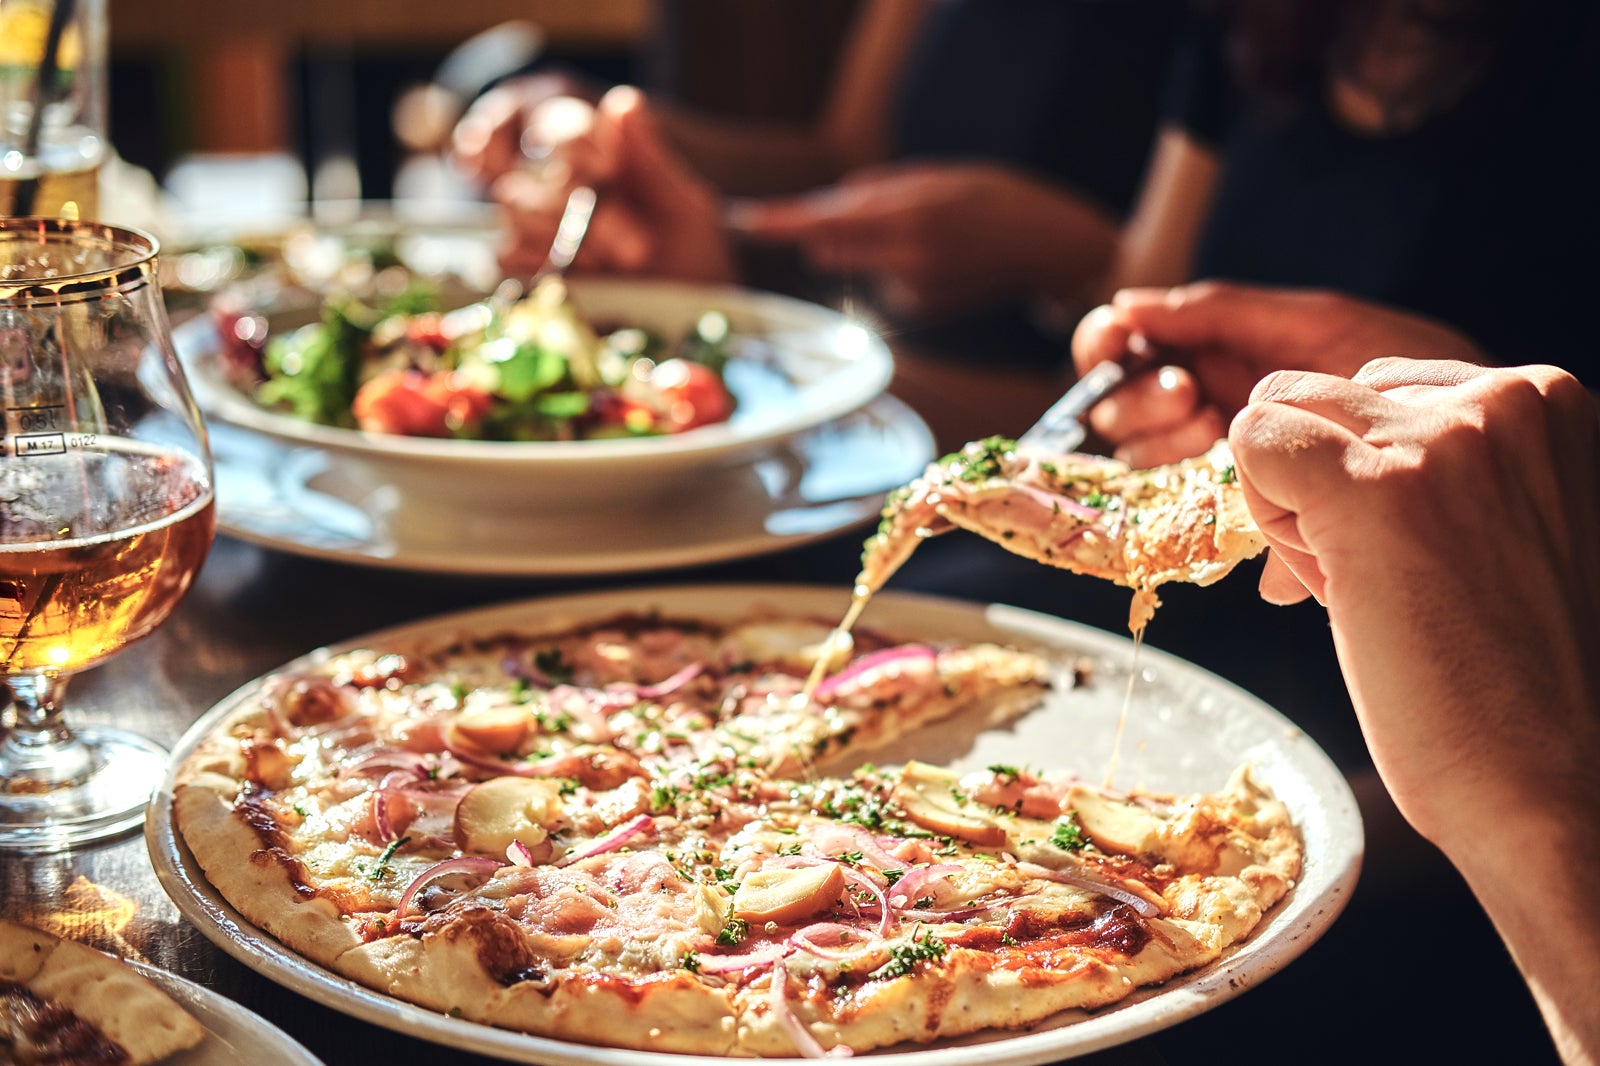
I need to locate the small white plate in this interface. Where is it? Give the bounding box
[203,394,933,575]
[148,584,1363,1066]
[127,958,324,1066]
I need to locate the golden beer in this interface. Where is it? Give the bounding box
[0,444,213,675]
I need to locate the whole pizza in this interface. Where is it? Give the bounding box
[172,600,1302,1058]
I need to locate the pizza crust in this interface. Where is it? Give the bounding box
[173,774,362,966]
[0,920,205,1065]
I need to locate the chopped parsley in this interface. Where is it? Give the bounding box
[868,931,948,981]
[681,951,701,973]
[649,784,681,812]
[716,910,749,947]
[533,709,573,733]
[882,868,905,886]
[533,648,574,684]
[368,835,411,883]
[1051,812,1089,852]
[777,843,803,857]
[1218,463,1237,485]
[986,763,1022,782]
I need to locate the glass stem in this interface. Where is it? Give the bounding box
[1,673,91,791]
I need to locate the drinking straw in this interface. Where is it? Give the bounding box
[13,0,78,217]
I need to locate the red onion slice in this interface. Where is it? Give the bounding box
[813,645,937,703]
[556,814,654,867]
[442,735,578,779]
[506,840,536,867]
[395,855,503,918]
[789,922,882,962]
[696,945,792,974]
[342,750,432,778]
[884,863,962,909]
[837,866,895,938]
[1015,861,1161,917]
[625,662,703,700]
[769,960,852,1059]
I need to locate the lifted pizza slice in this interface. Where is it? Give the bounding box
[859,437,1267,630]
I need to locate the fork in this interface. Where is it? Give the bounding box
[1015,333,1165,454]
[490,184,598,311]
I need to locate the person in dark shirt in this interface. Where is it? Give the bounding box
[1106,0,1599,382]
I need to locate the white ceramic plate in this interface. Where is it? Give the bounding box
[127,958,324,1066]
[177,279,895,513]
[201,393,933,575]
[147,584,1363,1066]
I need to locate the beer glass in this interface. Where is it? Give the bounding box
[0,217,213,850]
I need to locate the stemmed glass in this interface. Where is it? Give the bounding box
[0,217,214,850]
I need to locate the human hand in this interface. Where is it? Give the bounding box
[1229,358,1600,842]
[730,163,1114,323]
[450,71,604,187]
[486,86,735,284]
[1071,282,1486,466]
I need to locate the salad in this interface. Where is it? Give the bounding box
[213,275,738,441]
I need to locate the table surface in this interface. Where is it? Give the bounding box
[3,371,1563,1065]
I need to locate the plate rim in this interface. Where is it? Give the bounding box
[147,582,1364,1066]
[126,957,326,1066]
[204,393,934,575]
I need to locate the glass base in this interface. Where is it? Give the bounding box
[0,727,168,851]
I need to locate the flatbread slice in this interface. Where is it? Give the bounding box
[859,437,1267,630]
[0,920,205,1065]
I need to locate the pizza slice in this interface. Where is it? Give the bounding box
[0,920,205,1066]
[859,436,1268,631]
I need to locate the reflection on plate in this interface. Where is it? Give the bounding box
[148,584,1363,1066]
[128,958,324,1066]
[205,394,933,575]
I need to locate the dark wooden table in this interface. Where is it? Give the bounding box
[2,428,1563,1065]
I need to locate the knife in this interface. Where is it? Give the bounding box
[1015,334,1165,454]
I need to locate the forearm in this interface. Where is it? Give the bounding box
[1024,192,1121,313]
[650,106,873,196]
[1446,800,1600,1065]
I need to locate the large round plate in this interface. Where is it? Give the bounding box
[177,278,895,513]
[201,394,933,574]
[148,584,1362,1065]
[128,959,325,1066]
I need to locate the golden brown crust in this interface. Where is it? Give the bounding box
[0,920,205,1066]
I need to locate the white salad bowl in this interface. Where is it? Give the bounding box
[180,278,896,522]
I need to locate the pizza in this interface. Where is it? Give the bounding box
[171,603,1302,1057]
[0,920,205,1065]
[858,437,1268,632]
